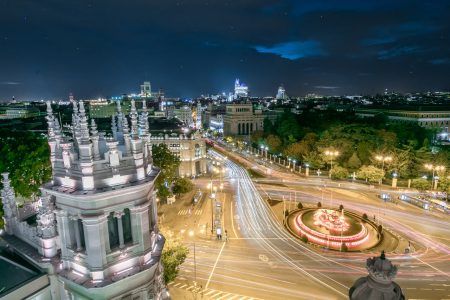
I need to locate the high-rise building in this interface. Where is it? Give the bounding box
[1,100,166,299]
[234,78,249,99]
[140,81,152,97]
[276,85,287,100]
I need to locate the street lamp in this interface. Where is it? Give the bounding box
[375,155,392,171]
[375,155,392,184]
[188,230,197,287]
[424,164,445,190]
[324,150,339,178]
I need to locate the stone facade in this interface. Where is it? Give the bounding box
[149,132,207,177]
[223,103,264,137]
[1,99,167,299]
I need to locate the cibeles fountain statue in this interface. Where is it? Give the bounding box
[349,251,405,300]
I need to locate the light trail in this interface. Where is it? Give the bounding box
[211,150,352,298]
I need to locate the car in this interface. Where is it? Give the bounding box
[378,193,391,201]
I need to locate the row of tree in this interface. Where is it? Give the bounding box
[249,110,449,192]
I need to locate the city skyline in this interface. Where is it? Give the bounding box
[1,1,450,100]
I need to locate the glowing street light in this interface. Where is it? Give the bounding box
[375,155,392,184]
[324,150,339,178]
[375,155,392,171]
[424,164,445,190]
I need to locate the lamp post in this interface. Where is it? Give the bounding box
[424,164,445,190]
[188,230,197,287]
[325,150,339,178]
[375,155,392,184]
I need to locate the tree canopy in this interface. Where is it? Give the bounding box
[0,130,51,198]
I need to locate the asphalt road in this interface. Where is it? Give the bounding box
[167,148,450,300]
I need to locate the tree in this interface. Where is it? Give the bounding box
[160,230,189,283]
[411,178,430,191]
[284,209,289,217]
[437,175,450,200]
[362,213,368,222]
[339,204,344,211]
[152,144,181,200]
[0,130,52,198]
[265,135,282,153]
[317,202,322,208]
[297,202,303,209]
[377,224,383,233]
[302,151,325,169]
[341,243,348,252]
[301,235,308,243]
[172,177,194,195]
[357,165,385,183]
[347,152,362,170]
[330,165,349,180]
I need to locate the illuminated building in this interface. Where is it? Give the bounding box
[140,81,152,97]
[234,78,249,99]
[1,100,166,299]
[223,103,263,136]
[149,132,207,177]
[174,105,194,127]
[276,85,287,100]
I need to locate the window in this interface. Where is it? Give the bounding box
[122,208,132,244]
[108,212,119,249]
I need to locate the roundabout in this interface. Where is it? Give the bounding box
[287,208,381,251]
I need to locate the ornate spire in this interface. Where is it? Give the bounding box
[90,118,98,137]
[45,101,56,140]
[130,99,138,137]
[139,99,149,136]
[116,100,123,132]
[1,173,17,220]
[78,100,90,142]
[37,194,56,239]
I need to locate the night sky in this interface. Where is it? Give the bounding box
[1,0,449,100]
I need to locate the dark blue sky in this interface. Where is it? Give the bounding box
[0,0,449,100]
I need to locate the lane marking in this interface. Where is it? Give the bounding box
[205,242,226,289]
[414,256,449,278]
[231,202,238,238]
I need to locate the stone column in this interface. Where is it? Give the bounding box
[70,215,83,251]
[130,203,151,252]
[55,210,71,264]
[114,211,125,249]
[82,214,108,270]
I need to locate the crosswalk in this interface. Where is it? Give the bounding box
[178,209,202,216]
[168,281,261,300]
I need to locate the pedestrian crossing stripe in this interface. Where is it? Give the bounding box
[177,209,202,216]
[168,281,261,299]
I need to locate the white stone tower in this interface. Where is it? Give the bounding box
[42,99,165,299]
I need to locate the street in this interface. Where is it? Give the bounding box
[166,148,450,300]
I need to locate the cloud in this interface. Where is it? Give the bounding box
[430,58,450,65]
[377,46,422,60]
[314,85,339,89]
[253,40,326,60]
[363,22,439,46]
[0,81,21,85]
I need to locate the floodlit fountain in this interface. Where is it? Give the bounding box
[288,208,381,251]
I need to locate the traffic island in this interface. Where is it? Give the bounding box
[286,208,382,251]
